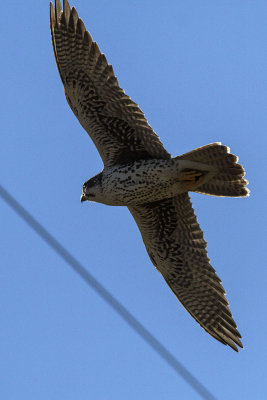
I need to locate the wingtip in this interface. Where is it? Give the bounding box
[63,0,71,23]
[68,6,79,33]
[55,0,62,13]
[71,6,79,21]
[213,326,243,352]
[63,0,70,12]
[229,342,239,352]
[50,2,55,26]
[230,336,243,352]
[55,0,62,27]
[77,17,86,38]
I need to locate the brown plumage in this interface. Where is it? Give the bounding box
[50,0,249,351]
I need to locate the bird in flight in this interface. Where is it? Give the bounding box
[50,0,249,351]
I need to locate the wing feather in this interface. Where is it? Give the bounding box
[128,193,243,351]
[50,0,170,166]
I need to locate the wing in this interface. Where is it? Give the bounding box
[50,0,170,166]
[128,193,243,351]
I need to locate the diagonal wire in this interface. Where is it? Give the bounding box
[0,185,217,400]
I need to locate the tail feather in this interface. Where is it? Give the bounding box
[177,143,249,197]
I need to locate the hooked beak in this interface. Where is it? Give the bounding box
[80,193,87,203]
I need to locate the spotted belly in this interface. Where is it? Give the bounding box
[102,159,183,205]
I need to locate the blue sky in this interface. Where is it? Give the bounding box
[1,0,266,399]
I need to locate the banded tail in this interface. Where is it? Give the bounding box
[176,143,249,197]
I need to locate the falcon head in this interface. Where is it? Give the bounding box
[81,172,103,203]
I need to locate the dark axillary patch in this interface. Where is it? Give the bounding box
[148,199,194,288]
[65,69,154,163]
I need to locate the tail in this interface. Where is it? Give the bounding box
[176,143,249,197]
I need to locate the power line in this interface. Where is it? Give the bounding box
[0,185,218,400]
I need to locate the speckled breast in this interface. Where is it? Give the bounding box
[102,159,180,205]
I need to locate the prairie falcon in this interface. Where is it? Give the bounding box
[50,0,249,351]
